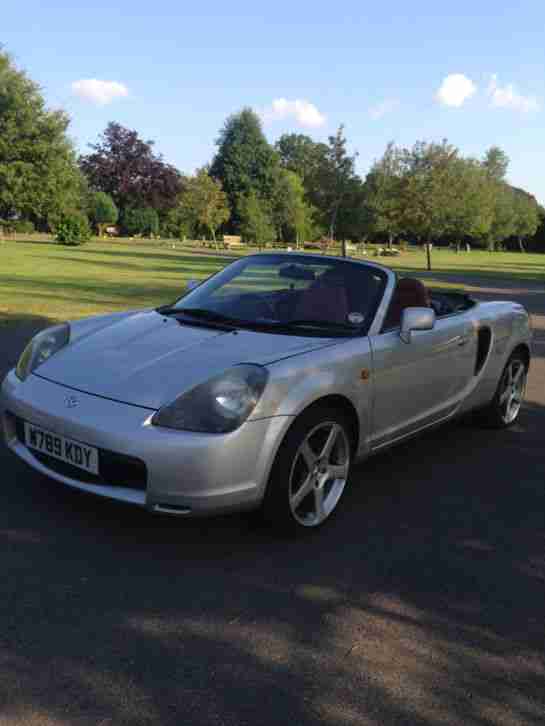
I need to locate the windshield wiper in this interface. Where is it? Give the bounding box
[157,306,359,335]
[176,308,246,325]
[267,319,360,334]
[157,306,245,328]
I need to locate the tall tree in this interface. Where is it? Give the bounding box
[512,190,540,252]
[364,142,405,248]
[0,50,84,228]
[528,207,545,252]
[314,126,358,241]
[444,158,495,247]
[270,168,312,245]
[487,182,517,250]
[398,140,460,269]
[482,146,510,182]
[180,168,230,249]
[334,176,367,245]
[79,122,182,214]
[275,133,328,184]
[210,108,279,230]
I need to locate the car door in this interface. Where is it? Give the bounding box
[368,312,476,448]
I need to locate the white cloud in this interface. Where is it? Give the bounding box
[436,74,477,107]
[71,79,129,106]
[369,98,400,120]
[262,98,326,128]
[487,75,539,114]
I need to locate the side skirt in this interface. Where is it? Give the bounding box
[366,406,460,457]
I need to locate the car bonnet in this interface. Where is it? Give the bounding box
[33,310,337,409]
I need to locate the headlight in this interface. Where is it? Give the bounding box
[15,323,70,382]
[152,364,268,433]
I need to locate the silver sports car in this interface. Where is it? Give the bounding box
[1,253,531,531]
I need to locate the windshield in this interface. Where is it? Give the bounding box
[163,254,387,337]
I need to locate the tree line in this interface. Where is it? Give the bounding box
[1,49,544,251]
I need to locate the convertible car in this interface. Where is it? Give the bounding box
[1,253,531,531]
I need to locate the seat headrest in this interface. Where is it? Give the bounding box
[383,277,430,330]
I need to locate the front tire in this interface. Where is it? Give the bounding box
[262,404,353,533]
[477,351,528,428]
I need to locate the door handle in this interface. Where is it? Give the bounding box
[457,336,469,347]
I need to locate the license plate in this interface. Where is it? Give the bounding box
[24,421,99,475]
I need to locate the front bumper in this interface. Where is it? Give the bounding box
[1,370,292,516]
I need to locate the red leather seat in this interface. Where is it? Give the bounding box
[293,275,349,324]
[383,278,431,330]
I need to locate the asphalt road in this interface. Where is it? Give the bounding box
[1,277,544,726]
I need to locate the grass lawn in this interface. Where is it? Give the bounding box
[1,237,544,326]
[378,246,545,284]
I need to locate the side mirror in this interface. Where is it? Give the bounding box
[400,307,435,344]
[186,279,199,292]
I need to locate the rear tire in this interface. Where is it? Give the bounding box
[261,404,353,534]
[476,351,528,428]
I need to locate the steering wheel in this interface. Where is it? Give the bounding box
[238,294,277,319]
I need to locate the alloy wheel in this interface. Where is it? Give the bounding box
[498,358,527,424]
[288,421,350,527]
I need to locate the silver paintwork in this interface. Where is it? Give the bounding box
[400,307,436,344]
[1,254,532,517]
[29,311,339,410]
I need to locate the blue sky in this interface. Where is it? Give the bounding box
[4,1,545,202]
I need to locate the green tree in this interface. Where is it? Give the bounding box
[482,146,510,182]
[364,142,405,248]
[239,191,275,249]
[527,207,545,252]
[89,191,118,236]
[314,126,359,241]
[333,176,367,248]
[398,140,460,269]
[276,133,334,241]
[275,133,328,184]
[486,182,517,250]
[270,168,313,246]
[122,207,159,237]
[162,203,195,240]
[180,169,230,249]
[398,143,500,261]
[444,158,495,247]
[0,50,84,228]
[512,191,540,252]
[210,108,279,230]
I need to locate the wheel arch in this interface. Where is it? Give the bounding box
[290,394,360,455]
[511,342,531,370]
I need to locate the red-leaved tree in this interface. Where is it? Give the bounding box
[79,122,183,214]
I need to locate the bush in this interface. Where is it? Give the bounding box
[89,192,118,235]
[13,220,35,234]
[0,219,35,234]
[239,192,275,249]
[122,207,159,237]
[55,213,91,245]
[160,212,194,241]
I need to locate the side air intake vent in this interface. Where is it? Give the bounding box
[475,327,492,375]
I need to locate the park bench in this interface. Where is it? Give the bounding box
[222,235,245,250]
